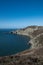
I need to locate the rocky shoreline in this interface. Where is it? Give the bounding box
[10,26,40,49]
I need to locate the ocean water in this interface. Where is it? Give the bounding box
[0,29,30,56]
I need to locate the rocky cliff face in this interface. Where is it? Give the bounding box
[11,26,43,48]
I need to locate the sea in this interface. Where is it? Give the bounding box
[0,29,30,56]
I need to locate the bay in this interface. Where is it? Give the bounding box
[0,29,30,56]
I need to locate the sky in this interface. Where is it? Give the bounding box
[0,0,43,28]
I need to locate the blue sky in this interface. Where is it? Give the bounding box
[0,0,43,28]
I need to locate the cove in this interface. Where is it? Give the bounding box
[0,29,31,56]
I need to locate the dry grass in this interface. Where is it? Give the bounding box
[32,29,43,37]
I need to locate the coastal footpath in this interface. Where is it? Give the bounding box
[0,26,43,65]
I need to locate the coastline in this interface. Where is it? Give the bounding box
[0,26,43,56]
[0,26,43,65]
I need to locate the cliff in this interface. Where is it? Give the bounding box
[11,26,43,48]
